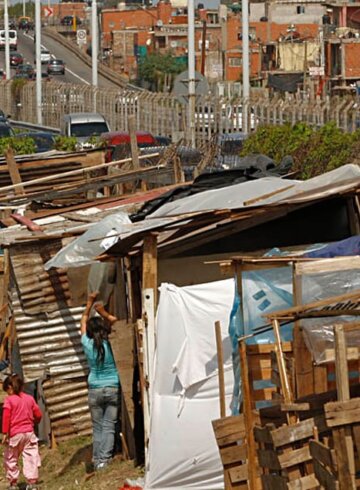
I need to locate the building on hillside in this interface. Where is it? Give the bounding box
[100,0,326,88]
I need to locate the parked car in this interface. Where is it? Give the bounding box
[155,135,171,146]
[10,51,24,67]
[61,112,110,147]
[18,131,56,152]
[60,15,81,26]
[0,121,14,137]
[47,59,65,75]
[100,130,158,161]
[16,63,34,77]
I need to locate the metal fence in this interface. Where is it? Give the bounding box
[1,81,359,143]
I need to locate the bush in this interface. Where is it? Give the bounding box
[0,136,36,156]
[54,136,78,152]
[241,122,360,179]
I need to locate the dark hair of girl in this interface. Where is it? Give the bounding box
[3,374,24,395]
[86,316,109,364]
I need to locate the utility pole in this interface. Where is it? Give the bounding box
[188,0,196,148]
[91,0,98,110]
[4,0,10,80]
[35,0,42,124]
[23,0,26,18]
[242,0,250,134]
[200,20,207,76]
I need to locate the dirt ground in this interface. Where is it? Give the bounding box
[0,436,144,489]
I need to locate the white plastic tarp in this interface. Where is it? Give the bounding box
[145,280,235,490]
[44,212,131,269]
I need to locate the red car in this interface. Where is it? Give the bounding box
[10,52,23,67]
[101,130,158,161]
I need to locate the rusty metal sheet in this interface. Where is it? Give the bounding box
[9,238,93,442]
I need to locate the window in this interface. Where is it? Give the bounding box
[229,57,242,67]
[297,5,305,14]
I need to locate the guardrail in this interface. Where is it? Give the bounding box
[43,27,143,92]
[10,120,61,134]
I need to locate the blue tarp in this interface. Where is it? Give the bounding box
[229,235,360,414]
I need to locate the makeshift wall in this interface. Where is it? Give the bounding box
[145,279,235,490]
[9,241,92,442]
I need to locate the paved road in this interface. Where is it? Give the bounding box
[0,30,120,89]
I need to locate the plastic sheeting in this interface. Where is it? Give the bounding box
[150,177,293,218]
[149,164,360,218]
[44,212,131,269]
[145,280,235,490]
[229,267,293,413]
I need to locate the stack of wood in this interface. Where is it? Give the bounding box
[212,292,360,490]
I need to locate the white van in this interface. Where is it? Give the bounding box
[61,112,110,147]
[0,30,17,50]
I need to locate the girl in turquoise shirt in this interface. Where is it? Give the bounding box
[81,292,120,471]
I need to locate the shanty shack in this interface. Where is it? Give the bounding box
[41,163,360,488]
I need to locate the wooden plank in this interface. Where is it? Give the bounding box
[323,347,360,362]
[272,319,295,423]
[253,387,277,402]
[271,416,328,448]
[239,339,257,490]
[309,440,334,469]
[287,473,320,490]
[332,427,356,490]
[128,115,140,170]
[229,462,248,483]
[278,445,312,469]
[295,256,360,276]
[281,403,311,412]
[217,431,246,447]
[325,398,360,427]
[333,324,356,488]
[313,458,339,490]
[215,321,226,418]
[212,415,245,440]
[5,147,24,195]
[247,343,293,355]
[220,444,247,465]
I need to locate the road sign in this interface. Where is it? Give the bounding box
[309,66,325,77]
[76,29,87,46]
[44,6,53,18]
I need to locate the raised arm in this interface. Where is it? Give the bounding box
[94,303,118,326]
[80,292,99,335]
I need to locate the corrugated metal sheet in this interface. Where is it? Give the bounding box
[10,241,92,442]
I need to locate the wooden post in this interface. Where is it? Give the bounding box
[333,324,356,489]
[141,233,158,461]
[215,321,226,418]
[239,339,258,490]
[5,148,24,195]
[292,263,315,397]
[128,114,140,171]
[142,233,158,306]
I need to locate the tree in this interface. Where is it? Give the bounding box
[138,52,186,92]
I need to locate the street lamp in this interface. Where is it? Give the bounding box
[242,0,250,133]
[4,0,10,80]
[188,0,196,147]
[92,0,98,87]
[35,0,42,124]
